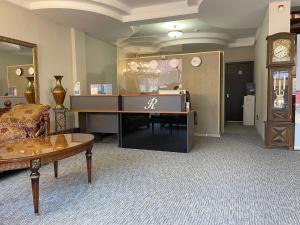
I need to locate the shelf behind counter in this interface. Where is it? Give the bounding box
[70,94,194,153]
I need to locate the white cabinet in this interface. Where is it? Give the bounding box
[243,95,255,126]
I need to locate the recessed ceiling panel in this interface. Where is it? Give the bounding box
[198,0,269,29]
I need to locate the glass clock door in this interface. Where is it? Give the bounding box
[270,68,291,121]
[272,70,289,109]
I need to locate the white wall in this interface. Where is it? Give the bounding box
[254,9,269,138]
[224,46,255,63]
[269,0,291,35]
[0,2,75,130]
[71,28,87,95]
[85,36,117,94]
[254,0,290,139]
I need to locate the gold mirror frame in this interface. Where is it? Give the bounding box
[0,35,39,103]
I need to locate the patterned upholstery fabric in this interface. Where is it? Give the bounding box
[0,126,26,143]
[0,104,50,139]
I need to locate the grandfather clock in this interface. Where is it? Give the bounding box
[265,32,296,150]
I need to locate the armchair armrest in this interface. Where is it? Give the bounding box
[0,100,11,117]
[34,111,50,137]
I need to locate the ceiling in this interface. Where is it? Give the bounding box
[5,0,272,54]
[119,0,182,8]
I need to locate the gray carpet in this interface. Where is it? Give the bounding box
[0,123,300,225]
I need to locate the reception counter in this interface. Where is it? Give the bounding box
[70,94,194,153]
[70,95,119,134]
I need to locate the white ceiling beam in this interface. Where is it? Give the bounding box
[5,0,30,8]
[187,0,204,6]
[228,37,255,48]
[123,2,199,22]
[89,0,131,14]
[29,1,123,21]
[158,38,228,49]
[119,32,232,47]
[5,0,204,23]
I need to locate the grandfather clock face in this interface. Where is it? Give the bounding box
[272,39,291,63]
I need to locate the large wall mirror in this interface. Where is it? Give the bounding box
[0,35,39,103]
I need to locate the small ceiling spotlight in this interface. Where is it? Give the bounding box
[168,25,183,38]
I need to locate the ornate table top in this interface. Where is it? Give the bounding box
[0,133,94,162]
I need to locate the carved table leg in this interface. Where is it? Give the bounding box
[85,146,92,183]
[30,159,41,214]
[54,161,58,178]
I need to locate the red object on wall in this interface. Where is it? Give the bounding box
[296,90,300,105]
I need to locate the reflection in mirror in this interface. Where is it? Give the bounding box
[0,36,38,104]
[119,58,182,94]
[0,42,33,96]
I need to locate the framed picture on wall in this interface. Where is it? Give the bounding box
[98,84,112,94]
[90,84,98,95]
[90,84,112,95]
[8,86,17,96]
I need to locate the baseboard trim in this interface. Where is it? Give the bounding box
[51,129,222,138]
[194,133,221,138]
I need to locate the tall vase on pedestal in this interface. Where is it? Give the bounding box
[52,75,66,109]
[24,76,35,104]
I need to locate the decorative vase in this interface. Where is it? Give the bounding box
[24,77,35,104]
[52,75,66,109]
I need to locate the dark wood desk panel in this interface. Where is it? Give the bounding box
[70,95,119,110]
[79,112,118,134]
[119,111,194,153]
[70,95,119,134]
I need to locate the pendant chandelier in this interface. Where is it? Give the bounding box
[168,25,183,38]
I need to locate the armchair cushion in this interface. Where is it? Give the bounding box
[0,126,26,143]
[0,104,50,137]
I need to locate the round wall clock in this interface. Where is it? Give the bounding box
[149,60,158,70]
[272,39,291,62]
[169,58,179,68]
[15,68,23,76]
[28,66,35,75]
[191,56,202,67]
[274,45,288,58]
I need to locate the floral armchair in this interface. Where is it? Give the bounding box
[0,101,50,144]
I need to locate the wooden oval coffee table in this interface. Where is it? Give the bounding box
[0,133,94,214]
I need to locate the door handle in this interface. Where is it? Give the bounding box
[226,93,230,98]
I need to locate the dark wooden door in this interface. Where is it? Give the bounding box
[225,61,254,121]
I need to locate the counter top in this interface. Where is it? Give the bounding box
[70,109,195,114]
[119,110,194,114]
[70,109,119,113]
[69,95,119,97]
[69,93,184,97]
[121,93,184,96]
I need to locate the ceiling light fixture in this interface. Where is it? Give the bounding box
[168,25,182,38]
